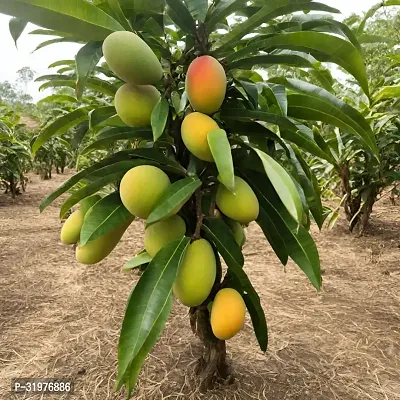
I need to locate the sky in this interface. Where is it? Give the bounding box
[0,0,381,101]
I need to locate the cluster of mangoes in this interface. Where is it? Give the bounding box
[60,30,263,341]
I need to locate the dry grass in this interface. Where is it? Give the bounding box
[0,172,399,400]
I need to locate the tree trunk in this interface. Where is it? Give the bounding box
[352,189,377,237]
[190,307,232,391]
[9,175,16,199]
[340,164,362,222]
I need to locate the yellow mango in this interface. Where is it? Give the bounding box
[216,176,259,224]
[181,112,219,162]
[76,217,133,265]
[115,83,160,127]
[120,165,171,219]
[144,215,186,258]
[211,288,246,340]
[173,239,216,307]
[60,209,84,245]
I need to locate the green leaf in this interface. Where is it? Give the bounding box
[147,177,201,224]
[227,31,369,96]
[29,28,72,37]
[207,129,235,193]
[373,86,400,105]
[76,41,103,100]
[107,0,132,31]
[215,1,339,51]
[80,192,133,246]
[151,97,169,142]
[206,0,247,31]
[166,0,196,34]
[357,34,395,45]
[124,294,172,397]
[37,95,78,105]
[273,78,377,155]
[243,170,322,290]
[48,60,75,68]
[89,106,116,129]
[33,37,84,52]
[32,107,92,154]
[253,148,303,224]
[0,0,125,41]
[203,218,267,352]
[9,17,27,47]
[257,207,288,265]
[123,252,152,271]
[184,0,208,22]
[116,237,190,388]
[81,127,152,155]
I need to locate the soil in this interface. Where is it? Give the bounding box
[0,172,399,400]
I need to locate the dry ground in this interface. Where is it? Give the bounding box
[0,172,399,400]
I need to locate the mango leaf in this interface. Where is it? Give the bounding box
[116,237,190,388]
[147,177,201,224]
[373,86,400,105]
[37,95,78,105]
[151,97,169,142]
[203,218,267,352]
[9,17,27,47]
[124,294,172,396]
[48,60,75,68]
[257,207,288,265]
[29,28,72,36]
[89,106,116,129]
[253,148,303,224]
[184,0,208,22]
[357,34,395,45]
[166,0,196,34]
[207,129,235,193]
[243,170,322,290]
[33,37,85,52]
[123,252,152,271]
[81,127,152,155]
[76,41,103,100]
[32,107,93,154]
[80,192,133,246]
[215,1,339,51]
[0,0,125,41]
[206,0,247,31]
[107,0,132,31]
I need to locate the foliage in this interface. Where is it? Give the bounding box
[0,0,382,396]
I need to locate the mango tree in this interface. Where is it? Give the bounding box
[1,0,378,396]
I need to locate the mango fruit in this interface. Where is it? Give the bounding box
[60,209,84,245]
[186,56,226,115]
[120,165,171,219]
[211,288,246,340]
[216,176,259,224]
[102,31,163,85]
[76,217,133,265]
[144,215,186,258]
[226,218,246,247]
[115,83,160,127]
[181,112,219,162]
[80,195,101,217]
[173,239,216,307]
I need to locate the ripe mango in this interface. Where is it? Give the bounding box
[226,218,246,247]
[144,215,186,257]
[216,176,259,224]
[186,56,226,115]
[80,195,101,216]
[173,239,216,307]
[115,83,160,127]
[102,31,163,85]
[120,165,171,219]
[60,209,84,245]
[76,217,133,265]
[211,288,246,340]
[181,112,219,162]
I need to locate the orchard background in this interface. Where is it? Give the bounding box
[0,0,399,399]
